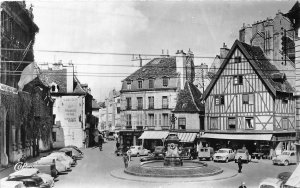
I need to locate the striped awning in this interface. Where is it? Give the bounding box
[138,131,169,140]
[178,133,197,143]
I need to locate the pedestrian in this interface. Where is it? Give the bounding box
[98,134,103,151]
[238,182,247,188]
[123,153,129,168]
[238,156,243,173]
[127,149,132,161]
[116,141,120,150]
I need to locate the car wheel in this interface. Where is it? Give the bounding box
[225,158,229,163]
[284,160,289,166]
[273,161,276,165]
[137,153,140,157]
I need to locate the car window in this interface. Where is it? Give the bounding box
[291,152,295,156]
[259,185,275,188]
[205,149,208,152]
[130,146,135,149]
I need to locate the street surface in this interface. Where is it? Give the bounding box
[1,141,297,188]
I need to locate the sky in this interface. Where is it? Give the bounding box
[27,0,297,102]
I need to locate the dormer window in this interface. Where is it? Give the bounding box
[138,80,143,89]
[127,81,132,90]
[51,85,56,92]
[163,77,169,87]
[50,82,59,93]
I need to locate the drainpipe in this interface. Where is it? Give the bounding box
[295,28,300,164]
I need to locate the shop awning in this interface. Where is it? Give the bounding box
[178,133,197,143]
[201,133,273,141]
[285,164,300,187]
[138,131,169,140]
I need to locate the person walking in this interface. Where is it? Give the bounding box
[123,153,129,168]
[98,133,103,151]
[238,156,243,173]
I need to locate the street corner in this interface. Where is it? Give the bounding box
[110,166,238,183]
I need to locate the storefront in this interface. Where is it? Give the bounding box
[119,130,143,148]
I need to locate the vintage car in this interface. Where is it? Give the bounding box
[258,177,285,188]
[198,147,214,161]
[272,150,297,166]
[48,152,76,166]
[213,148,235,163]
[234,149,251,163]
[0,168,54,188]
[179,147,197,160]
[65,145,84,155]
[127,146,150,157]
[59,147,83,160]
[41,155,71,171]
[31,159,58,178]
[140,146,166,162]
[35,157,68,173]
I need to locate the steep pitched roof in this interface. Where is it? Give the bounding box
[203,40,294,99]
[124,57,178,81]
[173,81,204,113]
[40,69,67,92]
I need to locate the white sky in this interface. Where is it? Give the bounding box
[28,0,297,101]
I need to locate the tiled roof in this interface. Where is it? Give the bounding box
[241,42,294,93]
[203,40,294,99]
[125,57,178,81]
[39,69,67,92]
[173,81,204,113]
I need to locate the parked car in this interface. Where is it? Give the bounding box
[59,147,83,160]
[65,145,84,155]
[31,159,58,178]
[179,147,197,160]
[48,152,76,166]
[106,132,115,141]
[272,150,297,166]
[198,147,214,161]
[140,146,166,162]
[234,149,251,163]
[41,155,71,171]
[36,157,68,173]
[258,177,285,188]
[127,146,150,157]
[1,168,54,188]
[213,148,235,163]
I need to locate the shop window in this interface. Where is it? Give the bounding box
[228,117,236,130]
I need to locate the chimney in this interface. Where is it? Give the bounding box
[220,43,229,61]
[66,63,74,93]
[176,50,187,90]
[239,24,252,44]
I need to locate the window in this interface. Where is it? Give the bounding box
[283,97,288,104]
[137,97,143,110]
[138,80,143,89]
[163,77,169,87]
[127,81,131,90]
[178,118,186,130]
[162,114,169,127]
[233,75,243,85]
[149,114,154,126]
[126,97,132,110]
[228,117,236,130]
[148,97,154,109]
[234,56,241,63]
[52,132,56,142]
[162,96,168,109]
[245,117,254,129]
[126,114,132,127]
[282,118,288,130]
[149,79,154,88]
[215,95,224,105]
[51,85,55,92]
[210,117,218,130]
[243,93,254,104]
[117,107,120,114]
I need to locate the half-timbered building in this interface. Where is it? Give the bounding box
[202,40,296,154]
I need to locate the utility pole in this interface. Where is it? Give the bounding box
[131,54,151,67]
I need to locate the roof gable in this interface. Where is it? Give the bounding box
[203,40,294,99]
[173,81,204,113]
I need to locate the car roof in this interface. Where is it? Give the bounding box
[9,168,39,176]
[259,178,282,185]
[219,148,231,150]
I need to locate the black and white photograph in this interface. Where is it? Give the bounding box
[0,0,300,187]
